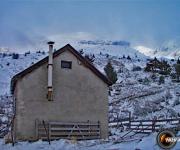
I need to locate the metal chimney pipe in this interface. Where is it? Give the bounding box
[47,41,55,101]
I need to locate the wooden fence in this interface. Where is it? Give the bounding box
[110,88,164,105]
[109,118,180,134]
[36,120,101,141]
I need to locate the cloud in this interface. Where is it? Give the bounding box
[47,32,97,46]
[0,31,97,52]
[0,0,180,52]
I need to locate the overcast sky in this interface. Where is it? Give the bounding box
[0,0,180,51]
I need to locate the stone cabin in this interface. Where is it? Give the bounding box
[10,43,111,141]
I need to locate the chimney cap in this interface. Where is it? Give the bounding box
[47,41,55,45]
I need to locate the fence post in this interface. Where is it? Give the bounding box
[177,118,180,131]
[11,118,15,146]
[98,120,100,139]
[87,120,91,138]
[35,119,39,140]
[152,118,156,132]
[42,120,50,145]
[129,112,131,129]
[141,121,144,133]
[48,123,51,141]
[116,112,119,129]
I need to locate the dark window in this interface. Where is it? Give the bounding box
[61,60,72,69]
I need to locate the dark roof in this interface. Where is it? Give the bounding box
[11,44,112,94]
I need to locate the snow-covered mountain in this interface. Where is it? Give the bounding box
[1,39,179,59]
[75,40,179,60]
[75,40,148,60]
[0,47,11,54]
[134,46,156,57]
[135,39,180,59]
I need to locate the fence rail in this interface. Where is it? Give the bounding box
[110,89,164,105]
[36,120,101,141]
[109,118,180,134]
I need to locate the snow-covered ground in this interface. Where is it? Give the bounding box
[1,138,149,150]
[0,40,180,149]
[1,132,180,150]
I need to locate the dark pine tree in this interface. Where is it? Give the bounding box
[175,63,180,81]
[104,61,118,84]
[12,53,19,59]
[177,58,180,64]
[127,55,131,60]
[159,76,165,84]
[85,54,95,63]
[79,49,84,55]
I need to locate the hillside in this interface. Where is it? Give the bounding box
[0,41,180,149]
[0,41,180,120]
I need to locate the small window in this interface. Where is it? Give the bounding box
[61,60,72,69]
